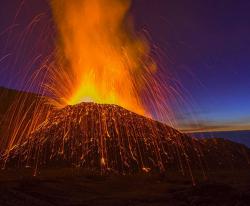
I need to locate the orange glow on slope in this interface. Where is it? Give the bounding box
[50,0,157,116]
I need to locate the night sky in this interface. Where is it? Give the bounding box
[0,0,250,132]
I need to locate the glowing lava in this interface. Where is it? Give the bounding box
[49,0,156,116]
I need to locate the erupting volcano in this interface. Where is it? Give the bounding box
[1,0,250,205]
[0,0,249,180]
[1,0,178,170]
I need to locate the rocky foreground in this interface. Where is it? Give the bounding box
[0,168,249,206]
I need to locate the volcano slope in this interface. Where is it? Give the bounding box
[2,102,250,175]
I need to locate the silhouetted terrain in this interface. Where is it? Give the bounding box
[191,130,250,148]
[0,168,249,206]
[0,87,40,117]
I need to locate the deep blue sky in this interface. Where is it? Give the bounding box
[1,0,250,132]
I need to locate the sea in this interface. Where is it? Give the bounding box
[189,130,250,148]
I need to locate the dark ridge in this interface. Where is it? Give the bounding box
[0,87,47,151]
[0,86,42,120]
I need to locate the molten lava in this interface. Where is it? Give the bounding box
[49,0,157,116]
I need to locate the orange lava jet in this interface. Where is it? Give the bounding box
[48,0,157,116]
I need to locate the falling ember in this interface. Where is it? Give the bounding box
[48,0,157,116]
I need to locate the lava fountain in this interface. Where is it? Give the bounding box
[48,0,160,116]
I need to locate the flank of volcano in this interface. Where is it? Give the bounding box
[2,102,250,175]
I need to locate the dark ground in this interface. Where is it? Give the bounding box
[0,168,249,206]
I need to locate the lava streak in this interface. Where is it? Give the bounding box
[49,0,156,116]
